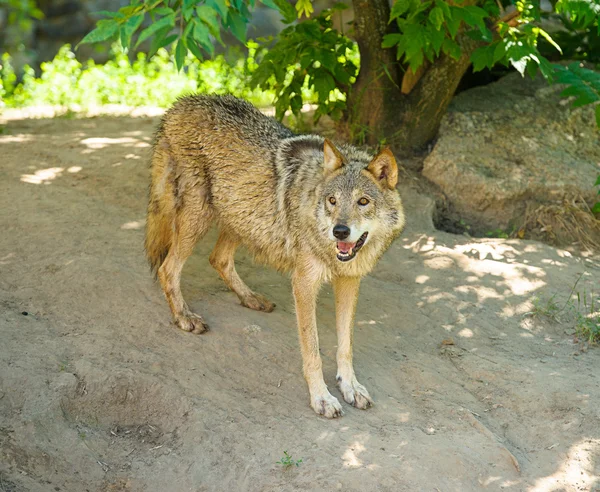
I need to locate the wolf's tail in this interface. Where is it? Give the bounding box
[145,133,176,278]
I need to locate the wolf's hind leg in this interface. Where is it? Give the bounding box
[209,231,275,312]
[158,190,212,334]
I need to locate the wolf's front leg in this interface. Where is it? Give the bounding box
[333,276,373,409]
[292,264,343,418]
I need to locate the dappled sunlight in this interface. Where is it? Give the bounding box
[415,275,429,284]
[455,284,504,302]
[480,476,502,487]
[21,165,82,185]
[0,253,15,265]
[404,234,437,253]
[21,167,64,184]
[420,242,548,298]
[419,292,455,306]
[501,300,535,319]
[457,328,474,338]
[342,441,366,468]
[121,220,145,230]
[80,137,151,149]
[530,439,600,491]
[423,255,455,270]
[0,134,34,144]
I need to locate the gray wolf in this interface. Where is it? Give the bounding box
[145,95,405,418]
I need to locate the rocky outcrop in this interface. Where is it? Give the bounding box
[423,71,599,236]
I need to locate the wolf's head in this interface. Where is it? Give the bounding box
[316,139,405,265]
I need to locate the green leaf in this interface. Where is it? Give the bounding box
[596,105,600,129]
[390,0,411,21]
[196,5,220,36]
[91,10,121,18]
[77,19,118,46]
[536,27,562,54]
[313,68,335,102]
[136,14,175,48]
[442,38,461,60]
[290,94,303,114]
[120,13,144,48]
[446,8,462,38]
[148,29,176,58]
[295,0,314,18]
[493,39,506,64]
[592,201,600,214]
[434,0,451,19]
[193,20,214,56]
[471,44,495,72]
[537,55,555,81]
[460,5,488,31]
[382,33,403,48]
[154,7,175,16]
[594,172,600,186]
[186,38,202,60]
[429,26,445,56]
[226,11,247,43]
[175,38,186,71]
[266,0,296,23]
[207,0,228,21]
[428,6,444,30]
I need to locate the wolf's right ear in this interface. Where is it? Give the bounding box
[323,139,344,175]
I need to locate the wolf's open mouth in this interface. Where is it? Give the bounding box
[336,232,368,262]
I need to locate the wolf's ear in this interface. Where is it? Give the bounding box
[367,148,398,189]
[323,138,344,174]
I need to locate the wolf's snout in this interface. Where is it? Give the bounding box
[332,224,351,240]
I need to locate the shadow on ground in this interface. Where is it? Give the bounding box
[0,115,599,491]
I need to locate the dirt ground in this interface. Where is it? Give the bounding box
[1,111,599,492]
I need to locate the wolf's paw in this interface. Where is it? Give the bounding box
[338,378,373,410]
[311,392,344,418]
[241,293,275,313]
[175,313,209,334]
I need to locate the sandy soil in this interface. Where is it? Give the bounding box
[1,112,599,492]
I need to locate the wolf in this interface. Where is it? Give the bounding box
[145,95,405,418]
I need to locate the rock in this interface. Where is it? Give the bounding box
[423,70,600,234]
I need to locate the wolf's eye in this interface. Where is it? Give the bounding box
[358,197,369,206]
[328,197,336,205]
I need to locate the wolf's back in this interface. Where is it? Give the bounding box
[145,95,298,275]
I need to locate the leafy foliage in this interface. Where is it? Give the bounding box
[383,0,559,80]
[554,62,600,213]
[0,43,272,109]
[78,0,261,71]
[250,4,359,121]
[0,0,43,33]
[383,0,492,72]
[541,0,600,63]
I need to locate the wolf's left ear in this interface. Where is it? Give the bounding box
[367,148,398,189]
[323,138,344,174]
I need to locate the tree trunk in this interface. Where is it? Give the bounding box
[346,0,403,145]
[346,0,478,157]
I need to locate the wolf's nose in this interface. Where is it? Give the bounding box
[333,224,351,240]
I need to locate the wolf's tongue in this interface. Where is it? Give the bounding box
[337,241,356,253]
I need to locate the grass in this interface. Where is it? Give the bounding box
[528,273,600,344]
[276,451,303,468]
[573,289,600,344]
[528,294,561,319]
